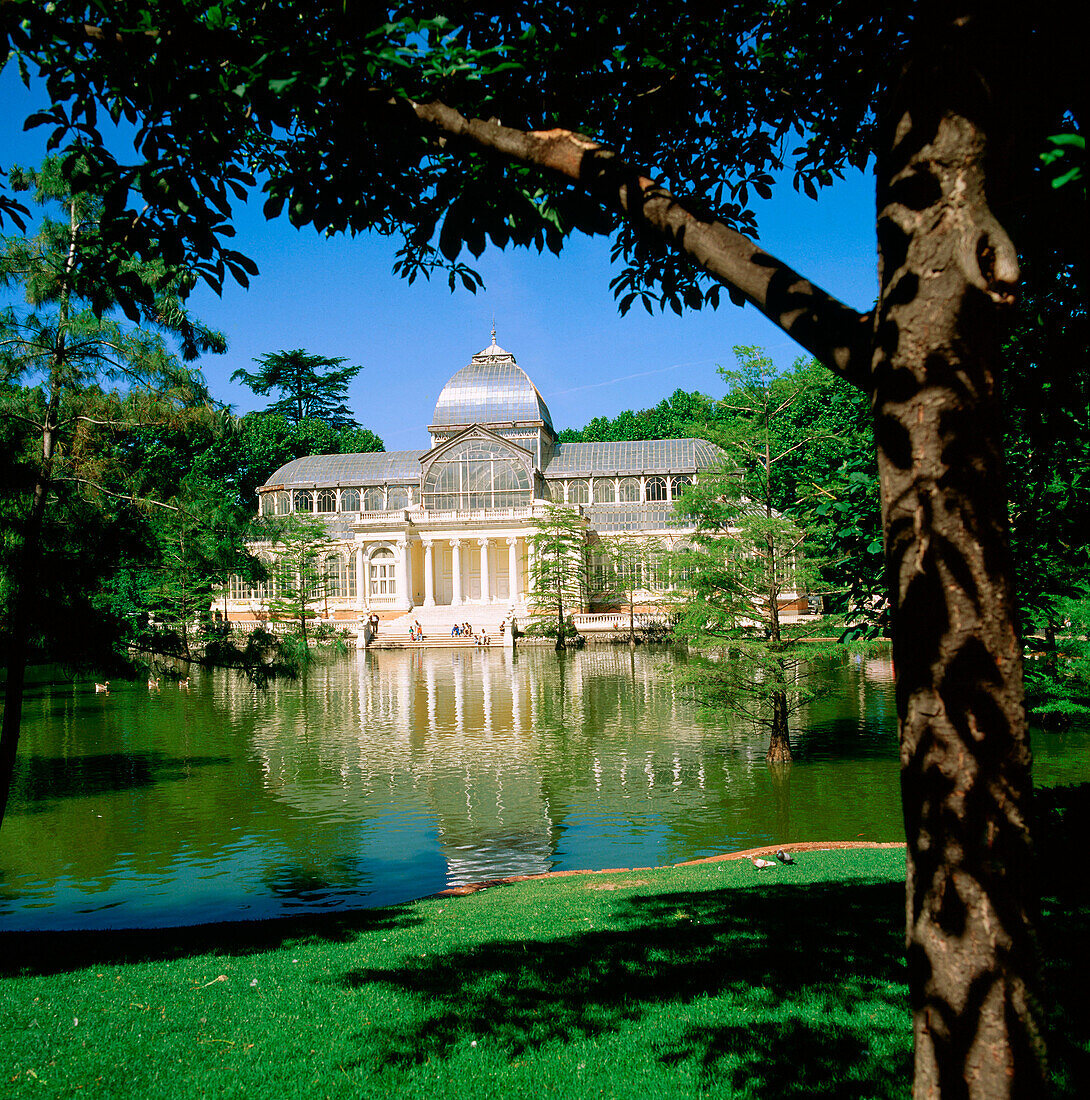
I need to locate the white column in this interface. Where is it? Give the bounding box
[423,540,435,607]
[478,538,491,602]
[395,538,410,610]
[451,539,463,605]
[506,537,520,603]
[354,545,366,612]
[453,657,465,732]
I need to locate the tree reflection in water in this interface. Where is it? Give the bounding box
[3,647,1082,931]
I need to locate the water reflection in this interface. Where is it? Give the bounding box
[2,646,1084,930]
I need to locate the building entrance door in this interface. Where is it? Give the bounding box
[495,546,510,599]
[437,547,453,606]
[467,548,481,600]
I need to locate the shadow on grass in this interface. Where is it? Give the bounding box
[0,904,422,979]
[340,879,913,1097]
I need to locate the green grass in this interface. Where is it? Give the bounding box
[1,842,1087,1098]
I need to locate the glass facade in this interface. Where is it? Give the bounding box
[566,479,589,504]
[324,554,356,599]
[618,477,640,502]
[422,439,532,510]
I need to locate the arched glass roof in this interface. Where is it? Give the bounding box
[431,335,554,431]
[261,452,424,488]
[544,439,725,476]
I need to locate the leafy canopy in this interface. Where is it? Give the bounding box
[231,348,364,429]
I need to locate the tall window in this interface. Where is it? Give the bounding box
[325,554,356,599]
[340,488,360,512]
[259,494,275,516]
[566,479,589,504]
[229,574,269,599]
[593,479,616,503]
[670,475,693,499]
[293,489,314,512]
[646,476,667,502]
[369,548,395,596]
[362,487,384,511]
[618,477,640,502]
[421,439,532,510]
[316,489,337,513]
[387,486,410,510]
[274,491,291,516]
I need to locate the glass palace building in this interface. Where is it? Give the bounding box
[226,333,726,628]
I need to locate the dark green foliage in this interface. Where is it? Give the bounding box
[559,389,723,443]
[191,412,384,514]
[1023,596,1090,728]
[0,3,923,316]
[231,348,364,429]
[561,361,883,631]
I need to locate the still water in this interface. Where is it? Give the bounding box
[2,647,1087,930]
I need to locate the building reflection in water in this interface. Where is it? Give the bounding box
[234,646,902,889]
[1,646,922,929]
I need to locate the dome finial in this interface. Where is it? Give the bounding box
[490,317,497,347]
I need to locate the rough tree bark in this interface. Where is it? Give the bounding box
[405,31,1046,1085]
[872,12,1044,1096]
[9,9,1052,1094]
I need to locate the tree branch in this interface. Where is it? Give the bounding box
[405,100,875,388]
[51,476,181,512]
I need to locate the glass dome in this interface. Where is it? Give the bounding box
[431,333,554,432]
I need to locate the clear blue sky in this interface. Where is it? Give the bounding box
[1,67,877,451]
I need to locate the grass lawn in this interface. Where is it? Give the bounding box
[2,841,1087,1098]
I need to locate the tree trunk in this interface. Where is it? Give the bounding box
[765,688,792,764]
[874,11,1044,1094]
[555,561,565,650]
[0,467,53,828]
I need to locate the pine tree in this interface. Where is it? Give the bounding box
[231,349,363,429]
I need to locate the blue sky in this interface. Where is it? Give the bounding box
[1,67,878,451]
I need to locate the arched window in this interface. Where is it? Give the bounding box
[670,475,693,499]
[259,494,275,516]
[274,491,291,516]
[362,487,384,511]
[316,488,337,513]
[340,488,360,512]
[369,548,395,596]
[421,439,532,510]
[618,477,640,502]
[293,489,314,513]
[566,479,589,504]
[646,476,667,502]
[387,486,410,510]
[593,479,617,503]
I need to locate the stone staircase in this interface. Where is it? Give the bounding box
[365,603,524,649]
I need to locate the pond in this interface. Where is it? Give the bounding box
[2,646,1088,930]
